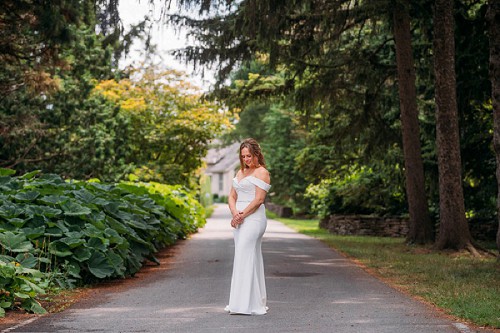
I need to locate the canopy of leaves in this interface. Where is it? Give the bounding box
[174,0,494,220]
[93,65,233,186]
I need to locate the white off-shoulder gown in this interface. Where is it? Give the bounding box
[225,175,271,315]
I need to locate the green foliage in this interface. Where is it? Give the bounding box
[94,65,233,187]
[0,258,48,317]
[305,164,407,218]
[119,181,206,239]
[261,105,309,214]
[0,25,133,181]
[186,0,494,223]
[0,0,96,97]
[0,169,205,316]
[226,102,270,142]
[199,175,213,208]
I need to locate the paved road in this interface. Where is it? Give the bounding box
[7,204,483,332]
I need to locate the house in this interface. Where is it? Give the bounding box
[204,142,240,198]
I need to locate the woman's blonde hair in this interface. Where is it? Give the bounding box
[239,138,266,171]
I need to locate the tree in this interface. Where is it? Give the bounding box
[94,64,233,186]
[392,0,433,244]
[170,0,497,238]
[0,0,124,97]
[0,26,131,181]
[433,0,475,252]
[0,1,155,182]
[487,0,500,255]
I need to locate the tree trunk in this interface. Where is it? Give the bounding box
[487,1,500,256]
[433,0,474,250]
[392,0,433,244]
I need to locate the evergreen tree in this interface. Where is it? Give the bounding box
[433,0,476,253]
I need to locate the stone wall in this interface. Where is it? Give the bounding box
[319,215,409,238]
[265,202,293,218]
[320,215,497,241]
[467,218,498,241]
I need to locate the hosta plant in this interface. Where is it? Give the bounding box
[0,168,205,316]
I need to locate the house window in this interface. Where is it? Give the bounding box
[218,173,224,192]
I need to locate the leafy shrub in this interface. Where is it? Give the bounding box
[0,169,205,315]
[305,166,407,218]
[199,175,213,208]
[0,256,47,317]
[118,181,206,239]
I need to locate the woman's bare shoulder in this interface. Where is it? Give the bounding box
[254,167,270,183]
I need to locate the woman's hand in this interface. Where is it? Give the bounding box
[230,211,244,228]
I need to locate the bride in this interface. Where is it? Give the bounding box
[225,138,271,315]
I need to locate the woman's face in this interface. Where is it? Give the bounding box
[241,147,254,167]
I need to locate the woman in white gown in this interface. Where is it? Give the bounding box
[225,138,271,315]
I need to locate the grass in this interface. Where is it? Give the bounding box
[268,212,500,329]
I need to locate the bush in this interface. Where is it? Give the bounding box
[0,169,205,316]
[305,166,407,218]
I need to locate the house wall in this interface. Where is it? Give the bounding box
[208,168,238,198]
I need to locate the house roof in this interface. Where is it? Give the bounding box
[204,142,240,173]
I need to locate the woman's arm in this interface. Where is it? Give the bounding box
[239,168,270,219]
[228,170,241,217]
[228,186,238,217]
[239,187,267,219]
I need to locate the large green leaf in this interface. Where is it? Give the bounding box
[87,238,108,252]
[16,254,38,269]
[71,189,95,204]
[73,247,92,262]
[44,227,63,237]
[107,250,125,277]
[25,205,62,218]
[87,252,114,278]
[0,169,16,176]
[38,195,70,205]
[48,241,73,257]
[0,232,33,252]
[82,224,103,238]
[0,176,17,192]
[38,174,64,184]
[103,201,128,217]
[0,262,16,277]
[0,254,15,264]
[13,191,40,202]
[88,182,113,192]
[21,227,46,240]
[117,183,147,196]
[19,170,41,180]
[60,236,85,249]
[8,218,26,228]
[54,220,69,233]
[15,266,45,278]
[126,253,142,275]
[124,217,155,231]
[21,298,46,314]
[0,203,24,219]
[17,276,45,294]
[85,211,106,224]
[104,216,131,234]
[64,231,83,238]
[104,228,125,245]
[64,261,81,278]
[61,201,92,216]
